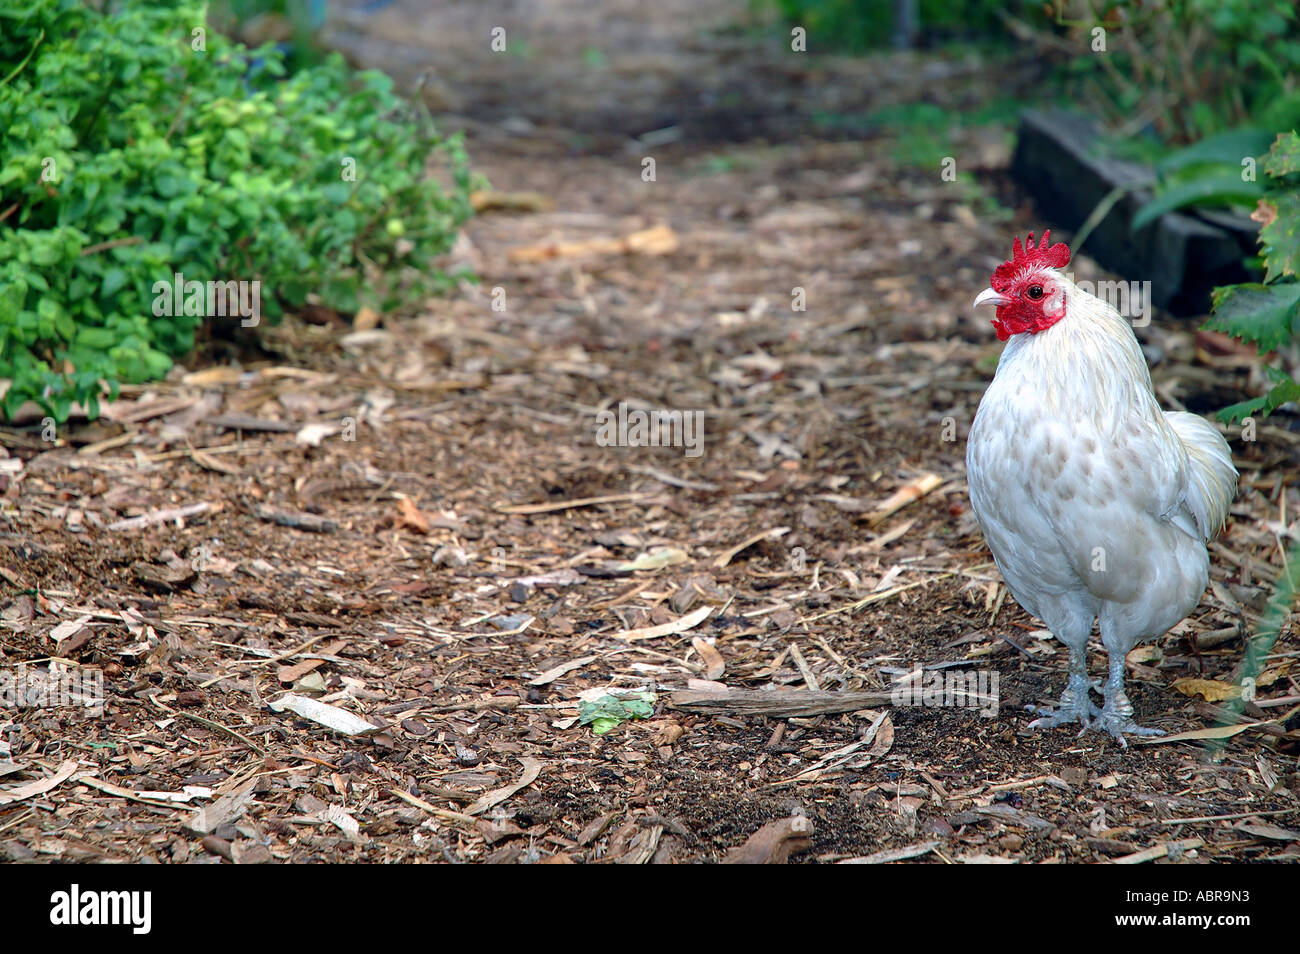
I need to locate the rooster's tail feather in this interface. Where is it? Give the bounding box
[1165,411,1238,542]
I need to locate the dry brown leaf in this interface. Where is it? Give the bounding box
[1234,821,1299,842]
[268,694,380,736]
[0,760,79,805]
[508,224,678,264]
[691,636,726,680]
[1139,724,1258,744]
[397,497,431,534]
[1170,677,1240,702]
[869,712,895,758]
[529,654,599,687]
[616,605,712,642]
[465,758,543,816]
[868,473,943,525]
[722,816,813,864]
[1251,199,1278,227]
[353,306,382,330]
[838,841,939,864]
[653,721,685,745]
[713,526,790,568]
[188,781,257,834]
[471,190,554,213]
[277,638,348,685]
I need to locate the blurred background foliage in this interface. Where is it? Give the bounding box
[765,0,1014,52]
[770,0,1300,144]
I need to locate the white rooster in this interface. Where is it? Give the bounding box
[967,232,1238,745]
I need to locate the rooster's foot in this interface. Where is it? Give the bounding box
[1087,708,1165,749]
[1025,674,1101,729]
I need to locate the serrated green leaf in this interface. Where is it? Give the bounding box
[1206,282,1300,353]
[1260,192,1300,281]
[1217,396,1270,426]
[1266,377,1300,406]
[1219,377,1300,424]
[1263,131,1300,178]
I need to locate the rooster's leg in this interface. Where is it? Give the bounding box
[1026,642,1100,729]
[1091,650,1165,748]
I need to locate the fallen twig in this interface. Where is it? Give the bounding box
[838,841,939,865]
[252,504,339,534]
[714,526,790,568]
[495,492,650,515]
[667,688,893,718]
[1112,838,1204,864]
[107,502,210,532]
[867,473,943,526]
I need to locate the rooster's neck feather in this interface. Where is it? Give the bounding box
[997,274,1156,431]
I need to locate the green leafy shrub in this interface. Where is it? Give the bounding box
[0,0,474,421]
[1204,131,1300,424]
[1059,0,1300,145]
[765,0,1017,53]
[1200,130,1300,738]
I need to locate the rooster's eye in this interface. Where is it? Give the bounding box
[1027,284,1044,300]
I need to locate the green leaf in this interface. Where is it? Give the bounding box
[29,240,62,267]
[1155,128,1274,178]
[76,327,116,349]
[101,267,128,298]
[1218,376,1300,424]
[1260,192,1300,281]
[1206,282,1300,353]
[1132,174,1265,231]
[1263,131,1300,178]
[578,692,656,735]
[1216,396,1270,425]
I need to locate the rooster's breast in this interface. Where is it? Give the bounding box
[966,390,1097,623]
[968,376,1207,640]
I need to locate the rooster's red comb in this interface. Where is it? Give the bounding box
[991,230,1071,292]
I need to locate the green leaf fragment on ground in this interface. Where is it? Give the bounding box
[578,692,656,735]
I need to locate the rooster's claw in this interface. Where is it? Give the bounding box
[1025,673,1101,729]
[1026,704,1098,730]
[1086,712,1166,749]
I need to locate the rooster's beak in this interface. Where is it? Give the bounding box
[973,288,1012,309]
